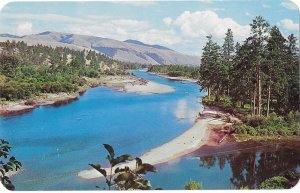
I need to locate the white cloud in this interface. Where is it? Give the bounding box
[280,1,298,10]
[67,19,181,46]
[278,19,299,30]
[163,17,173,26]
[16,22,32,36]
[171,10,250,40]
[174,99,198,123]
[245,12,251,16]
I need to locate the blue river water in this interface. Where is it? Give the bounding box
[1,71,299,190]
[0,71,205,190]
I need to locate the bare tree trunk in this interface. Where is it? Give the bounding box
[216,87,220,102]
[253,87,256,115]
[256,63,262,116]
[208,87,211,100]
[250,90,253,115]
[227,75,230,96]
[267,77,271,117]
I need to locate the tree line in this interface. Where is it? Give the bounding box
[199,16,299,117]
[148,64,200,79]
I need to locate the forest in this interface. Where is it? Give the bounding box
[199,16,299,137]
[148,64,200,80]
[199,16,299,136]
[0,41,133,100]
[199,16,298,116]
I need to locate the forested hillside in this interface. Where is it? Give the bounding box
[0,41,130,100]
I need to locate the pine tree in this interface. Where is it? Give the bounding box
[222,29,235,96]
[285,34,299,113]
[249,16,270,116]
[199,35,222,101]
[265,26,287,116]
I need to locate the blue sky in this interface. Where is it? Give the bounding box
[0,0,299,56]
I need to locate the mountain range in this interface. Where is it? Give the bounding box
[0,31,200,66]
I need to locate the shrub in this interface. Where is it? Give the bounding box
[243,115,266,128]
[184,180,203,190]
[235,123,248,135]
[248,127,258,136]
[265,113,285,128]
[260,176,289,189]
[285,111,299,124]
[167,71,183,77]
[220,95,232,108]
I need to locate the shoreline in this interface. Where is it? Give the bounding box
[78,105,234,179]
[148,72,198,83]
[0,74,175,116]
[124,80,175,95]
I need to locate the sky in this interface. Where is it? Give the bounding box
[0,0,299,56]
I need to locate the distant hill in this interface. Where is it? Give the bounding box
[0,31,200,66]
[124,39,174,51]
[0,34,21,38]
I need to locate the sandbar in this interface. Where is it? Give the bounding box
[78,107,228,179]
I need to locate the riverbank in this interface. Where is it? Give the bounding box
[78,105,235,179]
[0,74,175,116]
[124,80,175,94]
[148,72,198,83]
[203,101,299,142]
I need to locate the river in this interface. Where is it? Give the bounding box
[0,71,299,190]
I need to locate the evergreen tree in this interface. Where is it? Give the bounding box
[285,34,299,113]
[249,16,270,116]
[264,26,287,116]
[222,29,235,96]
[199,35,222,101]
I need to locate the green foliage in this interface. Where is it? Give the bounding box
[90,144,156,190]
[0,139,22,190]
[0,41,131,100]
[235,112,300,136]
[184,180,203,190]
[242,115,266,128]
[148,64,200,79]
[260,176,289,189]
[199,16,299,117]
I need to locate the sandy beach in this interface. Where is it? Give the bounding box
[148,72,198,83]
[0,93,79,116]
[124,80,175,95]
[78,106,231,179]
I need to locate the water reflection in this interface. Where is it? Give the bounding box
[197,141,300,189]
[174,99,199,123]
